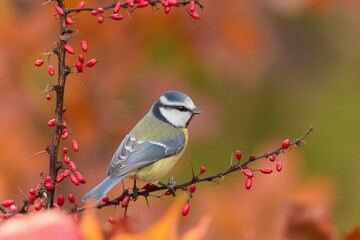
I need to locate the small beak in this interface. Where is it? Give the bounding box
[192,107,202,115]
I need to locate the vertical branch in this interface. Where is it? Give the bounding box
[46,0,69,209]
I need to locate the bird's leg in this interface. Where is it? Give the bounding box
[159,177,176,197]
[132,179,139,201]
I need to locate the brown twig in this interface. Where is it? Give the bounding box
[75,127,313,212]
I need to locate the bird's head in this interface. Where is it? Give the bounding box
[152,91,201,128]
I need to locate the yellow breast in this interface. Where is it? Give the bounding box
[128,128,188,183]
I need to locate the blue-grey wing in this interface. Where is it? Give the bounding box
[106,134,185,177]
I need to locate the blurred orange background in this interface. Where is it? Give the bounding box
[1,0,360,238]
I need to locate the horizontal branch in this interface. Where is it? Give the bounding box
[76,126,313,212]
[67,0,205,14]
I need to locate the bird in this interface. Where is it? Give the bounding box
[82,91,201,202]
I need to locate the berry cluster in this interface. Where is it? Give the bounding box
[235,139,292,191]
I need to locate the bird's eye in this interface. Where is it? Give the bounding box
[177,106,187,111]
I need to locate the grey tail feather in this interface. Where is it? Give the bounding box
[82,176,123,202]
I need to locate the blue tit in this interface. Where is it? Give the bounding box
[82,91,201,202]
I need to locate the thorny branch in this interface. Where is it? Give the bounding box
[42,0,205,210]
[76,127,313,213]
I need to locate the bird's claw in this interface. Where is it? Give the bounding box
[159,177,176,197]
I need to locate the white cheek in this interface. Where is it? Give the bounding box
[160,108,191,128]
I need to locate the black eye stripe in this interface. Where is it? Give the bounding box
[170,106,188,112]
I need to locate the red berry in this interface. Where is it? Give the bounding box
[9,204,17,213]
[64,44,75,54]
[46,94,52,101]
[70,175,80,186]
[61,130,69,140]
[102,196,110,203]
[241,168,253,178]
[66,17,74,25]
[35,59,45,67]
[78,54,85,63]
[45,176,52,183]
[97,16,104,23]
[75,62,83,72]
[48,65,55,76]
[86,59,97,67]
[27,195,36,204]
[167,0,177,6]
[63,169,70,178]
[2,214,10,220]
[189,10,200,19]
[235,150,242,160]
[189,185,196,193]
[62,147,69,154]
[199,166,206,174]
[68,194,75,203]
[74,171,85,183]
[113,2,121,13]
[35,202,42,211]
[260,168,273,174]
[47,118,56,127]
[111,14,124,20]
[162,0,169,7]
[56,174,65,183]
[276,162,282,172]
[68,161,78,171]
[77,1,86,8]
[164,6,171,14]
[268,155,275,162]
[245,177,252,190]
[81,40,88,52]
[282,139,292,149]
[164,189,172,195]
[57,195,65,206]
[97,7,104,13]
[29,188,36,195]
[45,182,54,190]
[182,202,190,216]
[72,139,79,152]
[189,0,195,12]
[121,195,130,208]
[1,200,14,208]
[138,0,149,8]
[127,0,134,7]
[55,6,64,16]
[64,155,70,164]
[91,9,98,15]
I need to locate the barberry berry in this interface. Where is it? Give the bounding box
[113,2,121,13]
[260,168,273,174]
[182,202,190,216]
[86,59,97,67]
[68,194,75,203]
[245,177,252,190]
[72,139,79,152]
[81,40,88,52]
[282,139,291,149]
[47,119,56,127]
[35,59,45,67]
[235,150,242,160]
[1,200,15,208]
[242,168,253,178]
[57,195,65,206]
